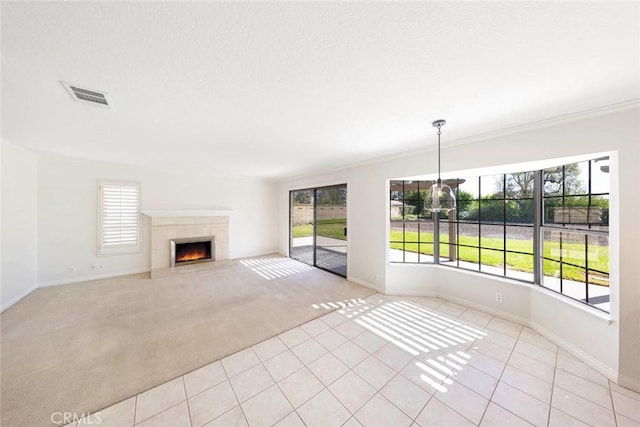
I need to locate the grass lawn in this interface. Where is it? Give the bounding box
[390,230,609,285]
[292,219,347,240]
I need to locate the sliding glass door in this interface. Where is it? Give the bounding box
[290,184,347,277]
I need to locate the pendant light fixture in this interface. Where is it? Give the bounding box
[425,119,456,212]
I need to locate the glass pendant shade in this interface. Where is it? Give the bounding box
[425,179,456,212]
[424,119,456,213]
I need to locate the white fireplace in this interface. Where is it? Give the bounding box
[142,210,232,276]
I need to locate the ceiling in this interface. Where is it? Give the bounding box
[2,2,638,180]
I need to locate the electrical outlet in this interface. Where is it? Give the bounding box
[67,266,75,273]
[496,292,503,303]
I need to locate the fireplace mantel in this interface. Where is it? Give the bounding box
[141,209,233,218]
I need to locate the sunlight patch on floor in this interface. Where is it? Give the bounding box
[340,298,488,393]
[239,257,314,280]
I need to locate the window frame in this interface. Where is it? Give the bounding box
[389,155,610,313]
[97,180,141,256]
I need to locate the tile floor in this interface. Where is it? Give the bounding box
[69,294,639,427]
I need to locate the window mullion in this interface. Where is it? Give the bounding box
[534,170,543,284]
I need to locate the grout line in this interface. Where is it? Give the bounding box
[547,341,560,426]
[132,396,137,427]
[181,377,193,427]
[608,379,619,427]
[477,326,525,426]
[217,357,252,427]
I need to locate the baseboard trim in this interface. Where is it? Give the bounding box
[1,284,38,313]
[617,373,640,393]
[38,269,150,288]
[347,276,384,293]
[531,320,618,382]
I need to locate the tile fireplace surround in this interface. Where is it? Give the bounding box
[142,210,231,277]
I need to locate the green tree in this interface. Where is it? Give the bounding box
[316,187,346,205]
[292,191,312,205]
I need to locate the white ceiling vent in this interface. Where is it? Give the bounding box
[61,82,112,108]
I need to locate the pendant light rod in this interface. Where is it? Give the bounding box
[432,119,446,182]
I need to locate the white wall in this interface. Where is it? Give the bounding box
[1,141,39,311]
[38,155,278,286]
[278,105,640,390]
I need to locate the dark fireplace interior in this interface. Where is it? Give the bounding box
[175,241,212,264]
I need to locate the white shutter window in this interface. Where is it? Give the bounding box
[98,180,141,255]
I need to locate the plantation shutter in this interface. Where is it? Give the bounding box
[98,180,141,255]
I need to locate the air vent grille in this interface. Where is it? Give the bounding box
[61,82,112,108]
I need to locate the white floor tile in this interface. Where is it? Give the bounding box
[342,417,363,427]
[457,309,492,328]
[291,338,327,365]
[373,342,414,371]
[355,393,412,426]
[135,378,186,424]
[482,329,518,350]
[513,340,557,366]
[308,352,349,386]
[449,363,498,399]
[411,297,445,310]
[136,402,190,427]
[415,397,474,427]
[263,350,304,382]
[297,389,351,427]
[492,382,549,426]
[328,370,376,414]
[465,349,506,378]
[335,320,367,339]
[556,354,608,387]
[203,406,248,427]
[300,318,330,337]
[380,374,431,419]
[352,330,389,354]
[278,327,312,349]
[501,365,553,404]
[480,402,534,427]
[221,348,261,378]
[435,302,467,318]
[555,369,612,409]
[278,367,324,409]
[314,328,348,351]
[508,352,554,383]
[548,408,590,427]
[399,359,444,394]
[612,390,640,422]
[353,356,396,390]
[519,328,558,351]
[188,380,238,427]
[332,341,369,368]
[471,339,513,363]
[551,386,616,427]
[273,412,305,427]
[485,317,522,337]
[229,364,274,403]
[434,381,489,425]
[616,414,640,427]
[252,336,287,362]
[610,381,640,401]
[241,385,293,427]
[183,361,227,398]
[320,311,348,328]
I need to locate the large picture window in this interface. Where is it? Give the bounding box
[389,156,610,312]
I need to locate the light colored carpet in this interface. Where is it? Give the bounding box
[0,255,375,426]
